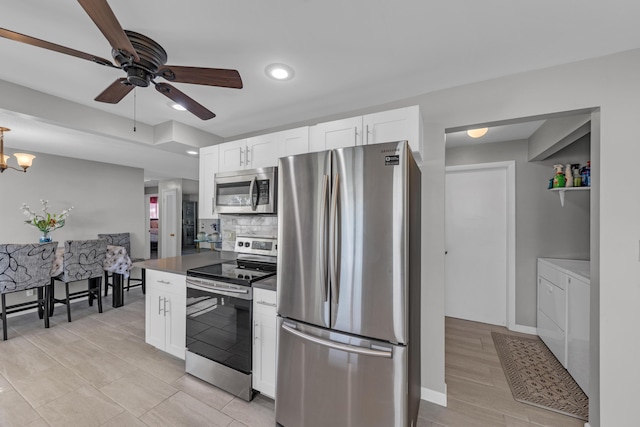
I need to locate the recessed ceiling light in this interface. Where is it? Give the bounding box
[186,150,198,156]
[265,63,295,81]
[467,128,489,138]
[167,102,187,111]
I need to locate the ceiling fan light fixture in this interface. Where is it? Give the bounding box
[171,103,187,111]
[186,150,198,155]
[467,128,489,138]
[265,63,295,81]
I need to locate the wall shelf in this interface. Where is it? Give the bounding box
[550,187,590,207]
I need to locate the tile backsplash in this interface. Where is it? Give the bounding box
[218,215,278,251]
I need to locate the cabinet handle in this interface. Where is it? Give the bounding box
[240,147,244,166]
[158,296,163,315]
[212,197,215,215]
[254,322,260,341]
[164,298,168,316]
[354,126,358,145]
[365,124,370,144]
[246,147,251,165]
[256,300,276,308]
[157,280,171,284]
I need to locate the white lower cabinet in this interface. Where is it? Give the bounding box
[252,288,277,398]
[537,258,590,396]
[145,270,186,360]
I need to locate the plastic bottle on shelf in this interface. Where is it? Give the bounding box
[581,161,591,187]
[564,163,573,187]
[552,164,565,188]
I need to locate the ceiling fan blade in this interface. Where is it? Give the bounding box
[95,78,134,103]
[158,66,243,89]
[77,0,140,62]
[0,28,116,67]
[154,82,216,120]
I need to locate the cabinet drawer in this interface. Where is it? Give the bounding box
[538,276,566,330]
[538,260,564,289]
[254,288,277,314]
[146,269,185,294]
[537,309,567,367]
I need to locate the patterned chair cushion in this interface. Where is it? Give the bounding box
[0,242,58,293]
[60,239,107,283]
[98,232,144,262]
[97,233,131,255]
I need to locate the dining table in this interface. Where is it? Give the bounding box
[50,244,133,308]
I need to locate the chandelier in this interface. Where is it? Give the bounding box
[0,127,35,173]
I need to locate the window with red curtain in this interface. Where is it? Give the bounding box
[150,196,158,219]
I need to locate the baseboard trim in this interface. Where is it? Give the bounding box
[508,323,537,335]
[421,385,447,407]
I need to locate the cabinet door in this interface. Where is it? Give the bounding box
[363,106,421,154]
[145,285,166,351]
[253,288,277,398]
[279,127,309,158]
[219,139,248,172]
[198,145,219,219]
[312,116,362,151]
[247,134,280,169]
[567,276,590,395]
[165,289,187,360]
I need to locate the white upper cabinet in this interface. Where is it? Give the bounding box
[199,144,219,219]
[218,139,249,172]
[309,106,422,158]
[363,106,421,155]
[310,116,363,153]
[247,135,282,169]
[278,127,310,158]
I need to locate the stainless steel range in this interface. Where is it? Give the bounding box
[185,236,277,401]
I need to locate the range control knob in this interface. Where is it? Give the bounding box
[237,241,243,247]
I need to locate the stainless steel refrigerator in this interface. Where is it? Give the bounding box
[276,140,421,427]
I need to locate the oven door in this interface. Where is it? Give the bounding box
[185,279,253,374]
[214,167,277,214]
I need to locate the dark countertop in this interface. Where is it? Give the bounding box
[253,275,277,292]
[133,251,237,275]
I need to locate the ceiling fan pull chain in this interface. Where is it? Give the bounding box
[133,87,137,132]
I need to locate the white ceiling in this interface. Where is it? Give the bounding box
[1,0,639,177]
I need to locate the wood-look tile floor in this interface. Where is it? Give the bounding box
[0,291,585,427]
[418,317,587,427]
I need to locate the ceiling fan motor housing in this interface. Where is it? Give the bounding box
[113,30,168,87]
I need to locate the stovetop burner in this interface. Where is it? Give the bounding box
[187,236,277,287]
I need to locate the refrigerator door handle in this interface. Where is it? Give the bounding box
[282,323,392,358]
[249,175,258,211]
[320,174,329,302]
[329,173,340,306]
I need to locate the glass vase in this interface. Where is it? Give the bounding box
[39,231,52,243]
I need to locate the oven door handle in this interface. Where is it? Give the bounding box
[186,279,250,297]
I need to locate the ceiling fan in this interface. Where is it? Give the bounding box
[0,0,243,120]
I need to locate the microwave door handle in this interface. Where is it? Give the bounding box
[249,176,258,211]
[320,174,329,302]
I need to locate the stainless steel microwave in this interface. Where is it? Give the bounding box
[214,167,277,214]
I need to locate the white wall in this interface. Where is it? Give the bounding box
[0,150,145,305]
[446,137,590,327]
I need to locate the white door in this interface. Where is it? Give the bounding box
[445,163,513,326]
[161,188,178,258]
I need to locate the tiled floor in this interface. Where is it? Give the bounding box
[0,290,586,427]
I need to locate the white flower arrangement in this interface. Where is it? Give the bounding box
[21,199,74,233]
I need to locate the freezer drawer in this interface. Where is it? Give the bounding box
[275,318,415,427]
